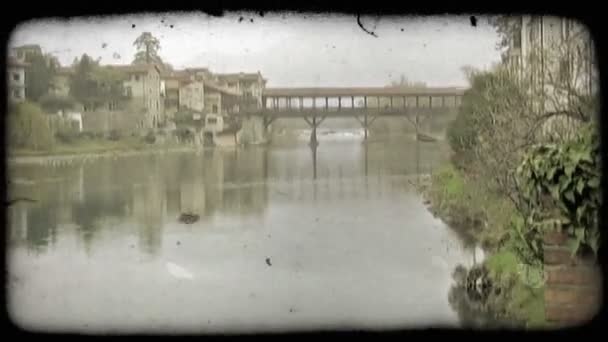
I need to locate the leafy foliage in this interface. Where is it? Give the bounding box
[24,52,56,101]
[7,101,55,150]
[132,32,163,65]
[69,54,127,109]
[38,93,77,113]
[516,123,601,256]
[144,131,156,144]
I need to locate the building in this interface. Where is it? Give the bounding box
[504,16,597,138]
[161,70,189,118]
[173,69,242,131]
[215,71,267,109]
[108,63,164,128]
[7,57,28,102]
[11,44,43,61]
[506,16,596,95]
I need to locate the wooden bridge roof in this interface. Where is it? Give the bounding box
[262,86,467,97]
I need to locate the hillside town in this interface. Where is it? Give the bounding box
[7,32,268,153]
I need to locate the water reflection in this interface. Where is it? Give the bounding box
[8,135,449,256]
[7,132,479,332]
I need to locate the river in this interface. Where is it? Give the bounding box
[7,128,482,333]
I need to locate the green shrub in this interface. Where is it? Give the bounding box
[79,132,96,139]
[7,101,55,150]
[108,129,122,141]
[175,128,194,142]
[144,131,156,144]
[55,130,80,144]
[38,93,77,114]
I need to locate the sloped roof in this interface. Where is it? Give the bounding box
[163,70,190,80]
[216,72,264,82]
[106,63,161,74]
[203,79,241,96]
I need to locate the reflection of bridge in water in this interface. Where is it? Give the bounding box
[234,86,466,145]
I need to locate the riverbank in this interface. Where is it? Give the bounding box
[7,138,204,165]
[418,162,546,328]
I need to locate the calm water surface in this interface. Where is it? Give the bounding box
[7,129,479,333]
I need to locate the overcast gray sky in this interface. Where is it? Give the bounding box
[9,13,502,87]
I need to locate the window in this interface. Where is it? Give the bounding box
[12,73,20,82]
[135,75,140,82]
[207,117,218,124]
[125,86,132,97]
[212,104,218,113]
[13,89,21,98]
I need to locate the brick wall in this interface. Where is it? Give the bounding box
[543,230,603,327]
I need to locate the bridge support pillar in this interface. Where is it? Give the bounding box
[364,113,368,140]
[310,116,318,147]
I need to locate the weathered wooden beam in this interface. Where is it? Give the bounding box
[368,115,379,127]
[316,115,327,127]
[364,113,368,139]
[264,116,277,129]
[354,116,364,126]
[303,117,313,127]
[401,114,417,127]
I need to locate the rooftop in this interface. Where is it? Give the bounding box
[216,72,264,81]
[203,79,241,96]
[262,86,467,97]
[106,63,161,74]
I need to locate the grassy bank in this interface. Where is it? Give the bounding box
[423,163,546,328]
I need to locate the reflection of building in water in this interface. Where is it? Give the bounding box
[166,186,182,217]
[7,203,28,246]
[203,150,224,215]
[180,158,206,215]
[132,174,165,256]
[224,148,269,217]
